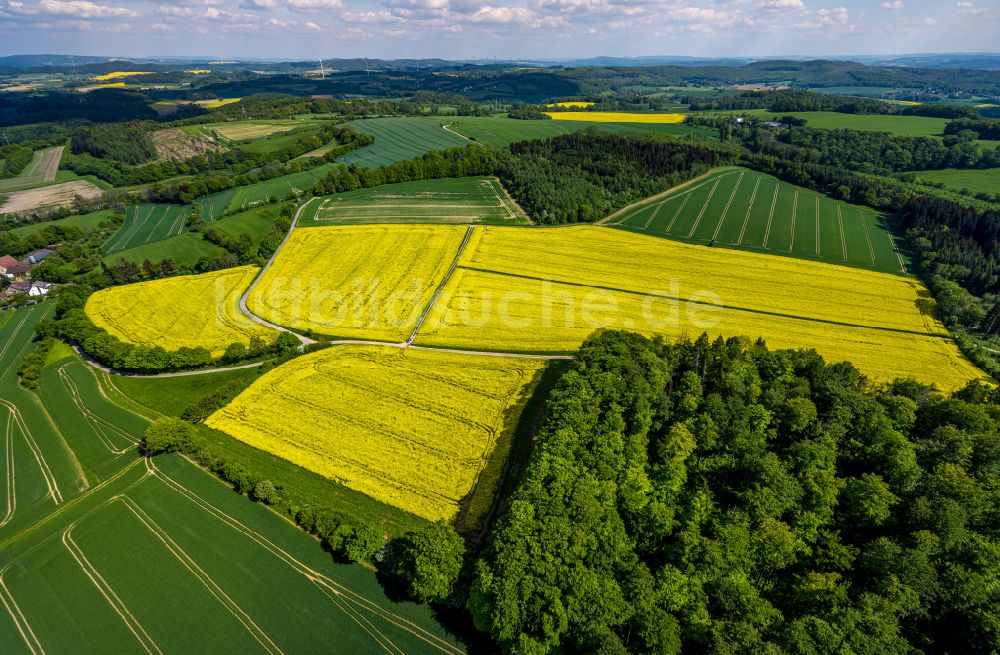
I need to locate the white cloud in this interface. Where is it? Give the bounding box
[286,0,343,10]
[758,0,805,9]
[304,19,321,28]
[881,0,903,8]
[33,0,139,18]
[956,1,991,15]
[241,0,278,8]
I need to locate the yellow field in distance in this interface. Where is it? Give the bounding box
[206,345,547,524]
[417,226,984,390]
[247,225,468,341]
[91,71,155,81]
[203,98,240,109]
[547,101,595,108]
[543,111,687,123]
[85,266,276,356]
[187,69,211,74]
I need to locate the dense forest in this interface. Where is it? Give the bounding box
[470,330,1000,655]
[70,121,158,165]
[496,130,738,223]
[689,89,975,119]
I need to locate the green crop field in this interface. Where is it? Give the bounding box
[446,115,714,148]
[0,146,63,194]
[102,203,191,254]
[235,124,327,155]
[195,189,237,221]
[227,164,339,212]
[102,232,227,268]
[0,307,466,654]
[211,204,287,241]
[9,209,114,239]
[913,168,1000,196]
[338,117,471,168]
[693,109,949,137]
[300,176,528,225]
[607,167,909,274]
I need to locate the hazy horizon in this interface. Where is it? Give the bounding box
[1,0,998,61]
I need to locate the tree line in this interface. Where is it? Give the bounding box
[689,89,978,119]
[470,329,1000,655]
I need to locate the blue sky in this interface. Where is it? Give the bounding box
[0,0,997,60]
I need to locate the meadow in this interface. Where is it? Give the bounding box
[195,189,237,221]
[542,111,687,123]
[205,345,546,525]
[409,225,981,390]
[693,109,951,137]
[247,224,468,341]
[9,208,114,239]
[337,117,471,168]
[913,168,1000,196]
[445,115,712,148]
[181,120,303,142]
[85,266,276,356]
[101,232,227,268]
[0,146,62,194]
[300,176,528,226]
[226,163,339,212]
[606,167,908,274]
[102,203,190,254]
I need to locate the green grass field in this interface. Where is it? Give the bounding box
[300,176,528,226]
[338,117,471,168]
[694,109,951,137]
[195,189,237,221]
[227,164,339,213]
[446,115,714,148]
[0,146,63,194]
[913,168,1000,196]
[607,167,909,274]
[0,310,466,653]
[211,204,287,241]
[235,124,327,155]
[102,232,227,268]
[9,209,114,239]
[102,204,191,254]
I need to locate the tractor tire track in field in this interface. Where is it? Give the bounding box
[713,171,744,241]
[762,184,780,249]
[0,575,44,655]
[56,365,136,455]
[737,177,761,245]
[1,414,16,529]
[597,167,741,226]
[62,523,165,655]
[837,206,848,261]
[0,400,63,506]
[407,225,474,345]
[119,496,286,655]
[149,459,467,655]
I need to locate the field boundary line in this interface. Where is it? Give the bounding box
[0,575,44,655]
[762,184,779,248]
[62,524,164,655]
[150,460,467,655]
[790,191,798,250]
[456,265,947,338]
[238,198,318,347]
[120,496,285,655]
[713,171,744,240]
[596,167,741,225]
[859,210,877,266]
[837,205,848,260]
[407,225,475,345]
[881,215,909,275]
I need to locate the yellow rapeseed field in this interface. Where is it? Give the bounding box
[203,98,241,109]
[417,226,984,390]
[187,69,211,74]
[85,266,276,355]
[91,71,155,81]
[547,101,596,108]
[543,111,687,123]
[247,225,467,341]
[205,345,547,524]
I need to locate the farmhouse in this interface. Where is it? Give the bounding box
[0,254,19,276]
[24,248,54,264]
[3,260,33,280]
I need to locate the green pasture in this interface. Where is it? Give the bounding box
[912,168,1000,196]
[338,117,471,168]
